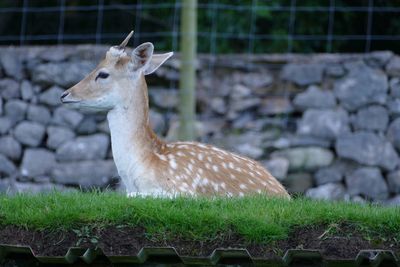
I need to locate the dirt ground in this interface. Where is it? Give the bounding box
[0,224,398,260]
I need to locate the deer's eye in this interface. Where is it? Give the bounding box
[95,72,109,81]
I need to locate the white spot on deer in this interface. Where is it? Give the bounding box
[261,181,267,186]
[236,167,243,173]
[168,169,174,175]
[190,158,195,164]
[257,189,262,193]
[169,159,177,169]
[185,168,191,175]
[179,186,187,192]
[212,182,219,192]
[239,184,247,190]
[198,168,204,174]
[198,153,204,161]
[212,165,219,172]
[230,173,236,180]
[201,178,209,185]
[197,144,207,149]
[177,151,185,157]
[222,162,228,169]
[207,156,212,162]
[188,163,193,171]
[221,182,226,189]
[189,151,196,156]
[249,179,255,185]
[205,163,211,169]
[168,154,175,160]
[228,162,235,169]
[157,154,167,161]
[239,192,244,197]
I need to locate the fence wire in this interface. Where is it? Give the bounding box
[0,1,399,54]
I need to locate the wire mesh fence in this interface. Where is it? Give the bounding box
[0,0,399,54]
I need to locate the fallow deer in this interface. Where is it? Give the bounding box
[61,31,290,198]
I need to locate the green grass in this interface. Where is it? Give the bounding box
[0,191,399,243]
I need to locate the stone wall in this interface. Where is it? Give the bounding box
[0,45,399,205]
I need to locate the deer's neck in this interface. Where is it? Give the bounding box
[107,75,163,193]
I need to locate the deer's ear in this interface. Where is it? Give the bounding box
[131,42,154,71]
[143,52,173,75]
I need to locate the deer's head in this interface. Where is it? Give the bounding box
[60,31,173,112]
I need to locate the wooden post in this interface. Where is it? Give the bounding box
[178,0,197,141]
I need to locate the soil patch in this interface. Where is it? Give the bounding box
[0,224,398,259]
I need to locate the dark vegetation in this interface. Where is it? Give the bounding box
[1,0,399,53]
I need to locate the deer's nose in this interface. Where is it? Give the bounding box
[60,91,70,102]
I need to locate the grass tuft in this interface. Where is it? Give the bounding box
[0,191,399,243]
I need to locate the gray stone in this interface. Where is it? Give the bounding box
[14,121,46,147]
[149,88,178,109]
[258,97,293,115]
[271,147,334,171]
[210,97,227,114]
[56,134,109,161]
[149,110,165,134]
[234,143,263,159]
[281,63,324,86]
[230,98,261,112]
[39,47,68,62]
[293,86,336,111]
[314,166,343,185]
[97,120,110,134]
[365,51,393,67]
[76,116,98,135]
[4,100,27,123]
[20,80,34,101]
[334,62,388,111]
[0,117,13,134]
[46,126,75,150]
[13,182,67,194]
[0,136,22,161]
[345,167,389,200]
[387,170,400,194]
[262,157,289,181]
[0,79,20,99]
[0,50,23,80]
[325,63,345,77]
[387,118,400,151]
[386,195,400,206]
[0,178,13,193]
[389,78,400,98]
[287,135,331,148]
[26,104,51,125]
[387,99,400,116]
[20,149,56,178]
[32,61,94,87]
[39,85,65,106]
[306,183,347,201]
[231,84,252,99]
[52,106,84,129]
[51,160,117,188]
[336,132,398,171]
[234,71,274,89]
[0,154,16,176]
[285,172,313,194]
[297,109,350,140]
[351,105,389,131]
[386,56,400,77]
